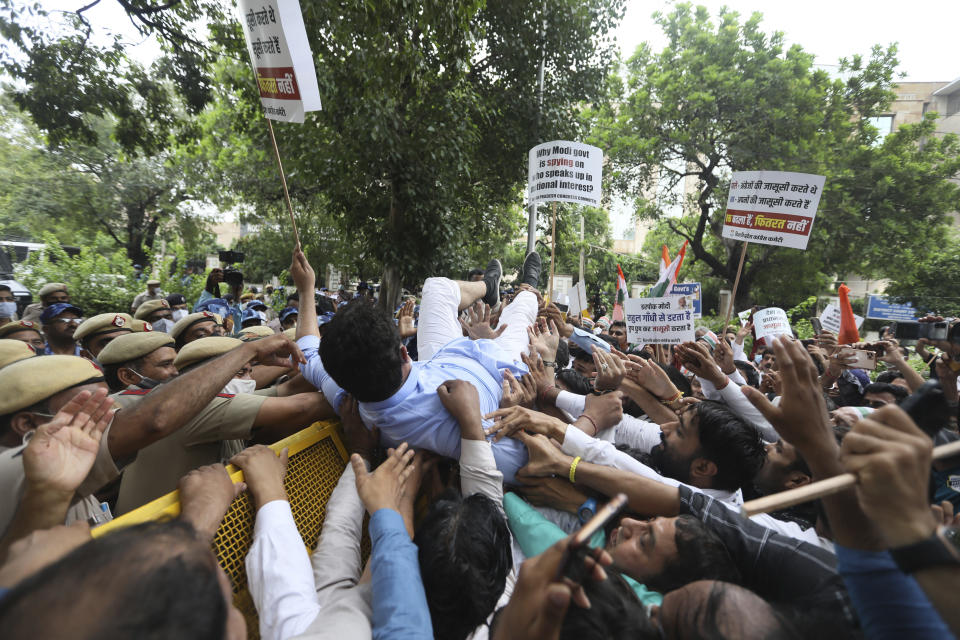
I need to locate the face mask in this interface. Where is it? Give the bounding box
[172,309,188,322]
[0,301,16,318]
[127,367,162,389]
[753,354,763,365]
[154,318,175,333]
[222,378,257,396]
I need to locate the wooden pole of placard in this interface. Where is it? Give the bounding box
[742,439,960,517]
[720,241,748,330]
[265,118,301,248]
[549,201,557,302]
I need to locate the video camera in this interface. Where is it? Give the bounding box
[218,251,245,289]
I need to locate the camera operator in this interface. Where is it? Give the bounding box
[194,253,246,336]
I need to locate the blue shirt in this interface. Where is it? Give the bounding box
[835,545,954,640]
[369,509,433,640]
[42,343,82,356]
[299,335,530,483]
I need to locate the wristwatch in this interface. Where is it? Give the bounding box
[578,497,598,524]
[890,526,960,573]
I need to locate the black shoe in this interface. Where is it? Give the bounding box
[521,251,542,288]
[482,259,502,307]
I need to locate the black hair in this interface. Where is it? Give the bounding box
[761,348,775,357]
[645,515,741,594]
[555,339,570,369]
[610,320,627,329]
[415,491,512,640]
[556,368,592,395]
[316,296,336,315]
[864,382,909,404]
[568,343,591,362]
[319,300,404,402]
[0,520,227,639]
[672,581,803,640]
[657,362,692,398]
[597,334,620,350]
[733,360,760,388]
[694,401,766,491]
[875,370,905,384]
[558,573,658,640]
[103,357,146,392]
[0,284,10,292]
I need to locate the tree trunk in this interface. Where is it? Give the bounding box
[377,181,402,314]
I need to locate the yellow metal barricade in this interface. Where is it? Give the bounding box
[93,420,349,639]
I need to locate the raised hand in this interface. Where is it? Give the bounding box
[520,350,555,397]
[528,318,561,361]
[340,394,379,461]
[290,245,316,293]
[622,354,678,401]
[538,303,574,338]
[460,301,506,340]
[713,339,736,375]
[484,405,567,442]
[351,442,416,515]
[677,341,724,386]
[230,445,289,509]
[516,476,589,514]
[515,431,572,479]
[582,390,624,432]
[591,347,626,391]
[741,335,832,454]
[500,370,536,409]
[839,406,938,547]
[250,333,307,368]
[736,321,753,345]
[23,389,115,496]
[178,463,246,540]
[398,300,418,339]
[491,534,612,640]
[436,379,483,439]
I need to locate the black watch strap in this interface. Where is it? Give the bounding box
[890,527,960,574]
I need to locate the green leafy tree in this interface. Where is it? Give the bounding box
[885,238,960,317]
[192,0,625,311]
[589,4,960,308]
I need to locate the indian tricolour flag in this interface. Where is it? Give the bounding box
[612,264,629,321]
[659,245,671,277]
[648,240,688,297]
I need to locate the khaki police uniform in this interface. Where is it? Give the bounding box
[0,356,121,534]
[21,283,68,323]
[112,387,266,513]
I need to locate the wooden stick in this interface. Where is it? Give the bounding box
[266,118,301,247]
[549,200,557,302]
[741,439,960,517]
[720,241,748,330]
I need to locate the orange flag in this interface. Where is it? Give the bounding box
[837,283,860,345]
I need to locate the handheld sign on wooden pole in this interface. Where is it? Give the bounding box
[719,170,825,326]
[237,0,321,244]
[741,439,960,517]
[549,201,557,301]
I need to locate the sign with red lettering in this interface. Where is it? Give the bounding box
[238,0,321,123]
[721,171,825,250]
[528,140,603,206]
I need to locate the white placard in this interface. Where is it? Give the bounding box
[753,308,792,340]
[527,140,602,206]
[737,309,752,326]
[568,281,588,316]
[721,171,825,250]
[819,304,864,334]
[238,0,321,122]
[624,297,695,345]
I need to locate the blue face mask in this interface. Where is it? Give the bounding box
[754,353,763,365]
[0,301,16,318]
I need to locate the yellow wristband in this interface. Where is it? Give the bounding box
[569,456,582,484]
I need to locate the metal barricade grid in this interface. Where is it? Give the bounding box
[92,420,350,639]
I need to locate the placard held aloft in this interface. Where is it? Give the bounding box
[624,297,695,346]
[753,308,792,341]
[527,141,603,207]
[721,171,825,250]
[237,0,321,123]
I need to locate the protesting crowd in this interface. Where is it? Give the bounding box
[0,241,958,640]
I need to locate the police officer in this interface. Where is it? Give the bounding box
[20,283,70,323]
[0,320,45,352]
[130,279,164,313]
[170,311,224,349]
[73,313,133,360]
[134,299,174,333]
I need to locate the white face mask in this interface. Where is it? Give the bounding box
[153,318,175,333]
[0,301,16,318]
[222,378,257,396]
[172,309,188,322]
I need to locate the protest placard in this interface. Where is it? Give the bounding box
[721,171,825,250]
[669,283,701,317]
[528,141,602,207]
[738,309,752,326]
[819,304,864,334]
[567,281,588,317]
[865,295,916,322]
[238,0,321,123]
[624,297,695,345]
[753,308,791,340]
